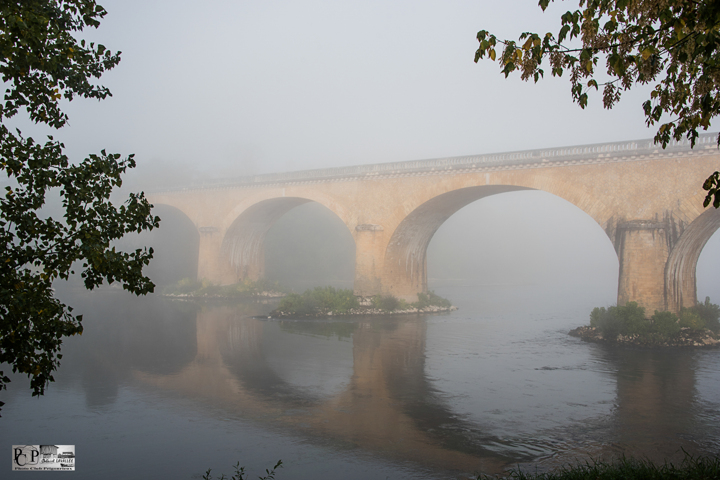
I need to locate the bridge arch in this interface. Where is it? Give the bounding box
[219,190,354,233]
[221,195,356,282]
[140,203,200,285]
[384,186,526,296]
[666,205,720,312]
[381,181,616,298]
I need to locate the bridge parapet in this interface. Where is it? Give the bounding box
[152,133,718,193]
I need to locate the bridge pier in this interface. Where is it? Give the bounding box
[614,209,720,315]
[615,220,672,313]
[197,228,237,285]
[353,226,385,297]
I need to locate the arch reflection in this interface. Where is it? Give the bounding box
[135,305,512,473]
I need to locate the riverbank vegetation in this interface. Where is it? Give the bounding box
[203,460,282,480]
[478,454,720,480]
[162,278,287,298]
[571,298,720,347]
[271,287,455,317]
[203,455,720,480]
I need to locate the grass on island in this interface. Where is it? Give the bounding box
[587,297,719,342]
[477,454,720,480]
[162,278,287,298]
[272,287,452,316]
[274,286,360,315]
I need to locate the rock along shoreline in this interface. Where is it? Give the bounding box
[569,326,720,348]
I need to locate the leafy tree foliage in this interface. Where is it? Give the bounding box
[650,310,681,337]
[590,301,648,338]
[0,1,158,408]
[371,294,401,312]
[474,0,720,208]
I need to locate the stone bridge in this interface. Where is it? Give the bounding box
[148,134,720,313]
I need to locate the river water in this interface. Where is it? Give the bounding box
[2,284,720,479]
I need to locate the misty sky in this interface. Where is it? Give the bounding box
[18,0,665,177]
[10,0,718,299]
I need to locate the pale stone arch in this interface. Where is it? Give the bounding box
[219,189,355,234]
[145,203,201,283]
[666,206,720,312]
[220,193,356,282]
[381,177,617,298]
[505,172,617,231]
[383,185,527,296]
[148,198,203,231]
[149,202,200,236]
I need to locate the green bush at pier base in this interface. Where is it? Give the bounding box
[371,294,401,312]
[652,311,681,337]
[688,296,720,332]
[588,298,720,342]
[371,291,453,312]
[415,291,453,309]
[275,287,359,315]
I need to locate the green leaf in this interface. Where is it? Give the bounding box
[0,0,158,413]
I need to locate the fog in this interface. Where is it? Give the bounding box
[14,0,661,173]
[8,0,720,299]
[6,4,720,477]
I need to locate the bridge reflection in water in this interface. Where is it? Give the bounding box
[130,302,716,474]
[135,306,509,473]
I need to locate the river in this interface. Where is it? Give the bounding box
[2,283,719,479]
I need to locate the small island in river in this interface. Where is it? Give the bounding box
[269,286,457,318]
[570,298,720,348]
[160,280,457,317]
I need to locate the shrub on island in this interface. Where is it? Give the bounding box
[415,291,453,309]
[275,287,359,316]
[371,294,402,312]
[585,297,720,345]
[370,291,453,312]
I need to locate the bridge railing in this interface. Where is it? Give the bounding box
[155,132,718,192]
